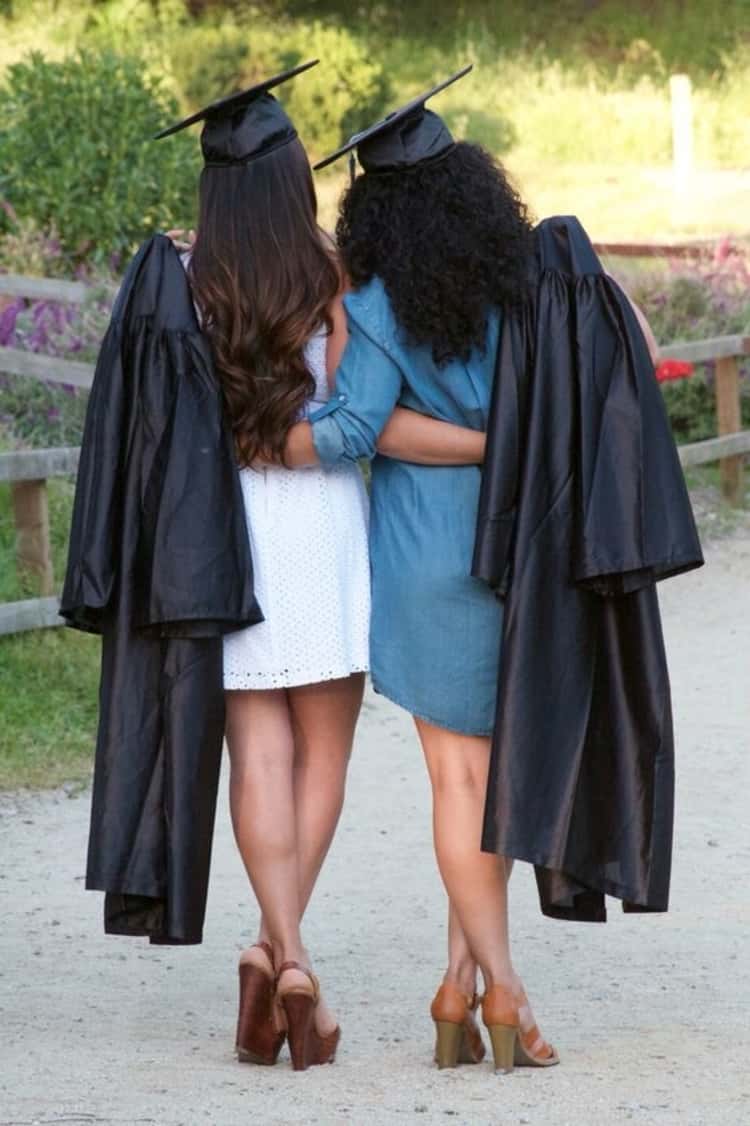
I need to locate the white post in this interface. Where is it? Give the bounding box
[670,73,694,196]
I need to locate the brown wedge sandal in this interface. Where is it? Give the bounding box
[481,984,559,1073]
[276,961,340,1071]
[430,982,486,1069]
[236,941,286,1066]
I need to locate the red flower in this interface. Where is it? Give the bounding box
[656,359,694,383]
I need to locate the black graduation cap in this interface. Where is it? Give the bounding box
[313,65,472,174]
[154,59,318,167]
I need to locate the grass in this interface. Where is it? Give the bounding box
[0,475,99,790]
[0,627,99,790]
[316,161,750,243]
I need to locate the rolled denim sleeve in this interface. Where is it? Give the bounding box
[310,316,403,465]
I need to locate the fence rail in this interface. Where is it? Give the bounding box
[0,273,90,303]
[594,236,750,260]
[0,346,95,389]
[1,270,748,636]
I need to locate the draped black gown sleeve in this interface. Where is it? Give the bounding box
[61,235,263,943]
[473,216,703,922]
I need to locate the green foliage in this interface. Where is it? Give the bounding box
[169,23,254,109]
[1,1,749,194]
[0,217,68,277]
[0,476,98,791]
[0,49,200,262]
[168,16,389,157]
[659,373,719,444]
[0,627,99,789]
[0,474,99,790]
[614,246,750,442]
[0,375,90,452]
[279,22,389,154]
[273,0,750,78]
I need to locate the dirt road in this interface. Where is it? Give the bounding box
[1,530,748,1126]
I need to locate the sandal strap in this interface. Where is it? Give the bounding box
[276,960,320,1001]
[254,941,274,964]
[520,1023,554,1059]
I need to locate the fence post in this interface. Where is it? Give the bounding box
[11,478,54,595]
[714,356,743,505]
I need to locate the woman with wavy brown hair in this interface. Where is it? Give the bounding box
[166,65,488,1072]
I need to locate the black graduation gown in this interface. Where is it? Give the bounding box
[61,235,263,944]
[473,216,703,922]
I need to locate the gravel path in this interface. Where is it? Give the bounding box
[1,530,748,1126]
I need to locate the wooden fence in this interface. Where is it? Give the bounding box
[0,273,748,636]
[593,237,750,260]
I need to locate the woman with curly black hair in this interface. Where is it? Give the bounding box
[281,71,564,1072]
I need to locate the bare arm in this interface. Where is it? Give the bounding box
[283,420,319,467]
[606,271,659,364]
[628,296,660,364]
[317,292,486,466]
[377,408,486,465]
[282,408,486,469]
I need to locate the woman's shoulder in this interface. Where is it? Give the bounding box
[343,277,397,343]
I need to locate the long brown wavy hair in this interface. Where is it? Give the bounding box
[189,137,341,466]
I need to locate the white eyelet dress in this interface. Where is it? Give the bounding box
[223,327,371,689]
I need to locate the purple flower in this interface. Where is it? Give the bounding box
[28,326,48,352]
[0,300,23,346]
[47,407,61,422]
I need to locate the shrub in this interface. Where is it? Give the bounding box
[0,49,200,263]
[616,244,750,442]
[168,18,389,159]
[278,22,389,155]
[0,217,67,277]
[169,23,254,111]
[0,282,113,449]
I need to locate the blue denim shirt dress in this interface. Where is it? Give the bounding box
[311,278,503,736]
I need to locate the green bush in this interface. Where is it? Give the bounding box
[169,23,255,110]
[279,22,389,155]
[169,17,389,158]
[0,49,200,263]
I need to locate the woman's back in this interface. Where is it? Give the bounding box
[345,276,501,428]
[310,277,503,737]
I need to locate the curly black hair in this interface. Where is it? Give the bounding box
[336,142,534,365]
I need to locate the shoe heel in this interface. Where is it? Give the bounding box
[434,1020,464,1069]
[487,1024,516,1073]
[282,992,315,1071]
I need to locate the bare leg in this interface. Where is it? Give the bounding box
[415,718,514,991]
[252,674,364,1032]
[288,673,364,915]
[285,673,364,1033]
[444,903,478,996]
[225,689,306,969]
[445,857,514,995]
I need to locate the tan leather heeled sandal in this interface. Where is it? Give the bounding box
[236,941,286,1065]
[512,986,559,1069]
[276,961,340,1071]
[430,981,487,1068]
[481,984,559,1073]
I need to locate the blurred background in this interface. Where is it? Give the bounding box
[0,0,748,790]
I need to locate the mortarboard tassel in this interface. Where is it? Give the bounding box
[349,151,356,185]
